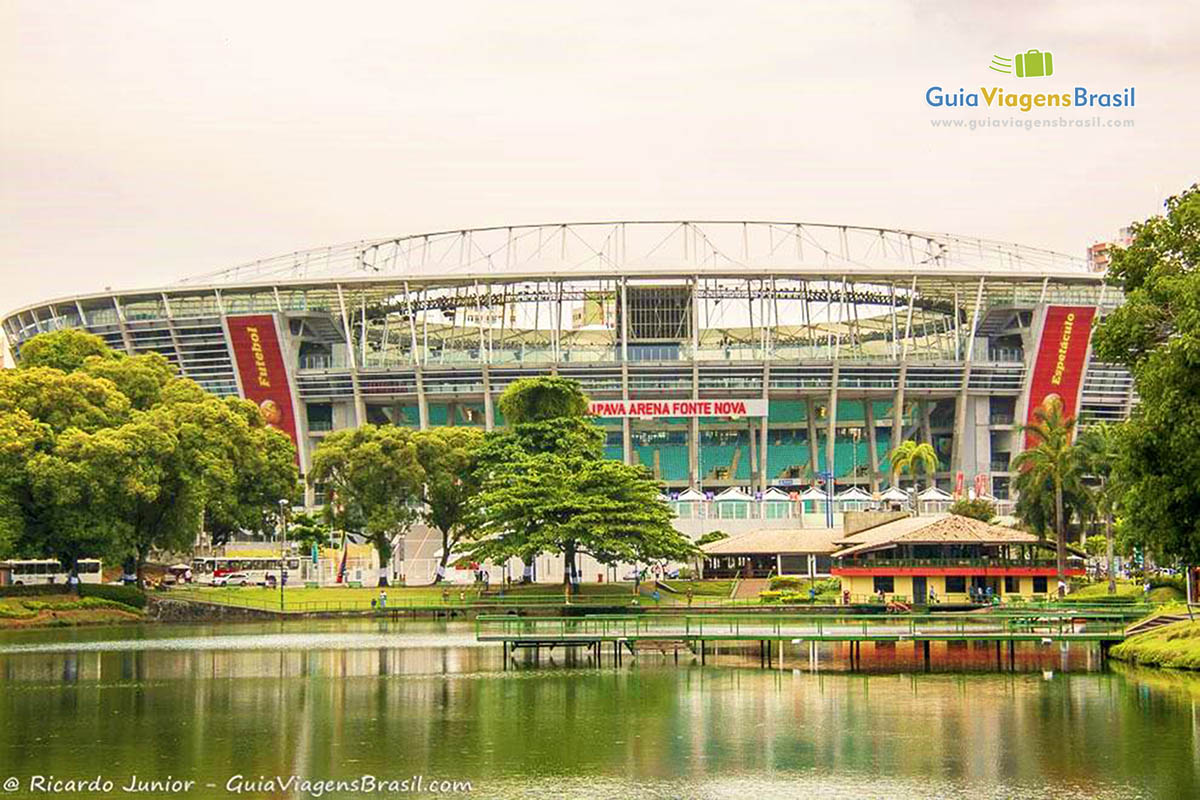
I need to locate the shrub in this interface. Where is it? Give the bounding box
[768,576,805,591]
[1149,574,1185,593]
[949,497,996,522]
[758,590,783,603]
[0,584,65,598]
[80,584,146,609]
[697,531,729,547]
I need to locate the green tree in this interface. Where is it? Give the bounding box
[30,412,196,585]
[308,425,425,586]
[1092,183,1200,564]
[2,330,298,584]
[466,378,695,592]
[413,427,485,583]
[287,511,333,553]
[0,367,132,434]
[1077,422,1122,594]
[888,440,938,511]
[1013,397,1081,597]
[15,329,115,372]
[497,375,590,423]
[948,497,997,523]
[696,530,730,547]
[80,351,175,410]
[0,410,50,557]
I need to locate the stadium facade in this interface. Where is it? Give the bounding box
[3,221,1133,513]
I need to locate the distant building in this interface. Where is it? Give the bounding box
[831,513,1083,603]
[1087,226,1134,272]
[571,291,616,329]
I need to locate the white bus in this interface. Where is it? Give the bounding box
[191,555,301,586]
[0,558,103,586]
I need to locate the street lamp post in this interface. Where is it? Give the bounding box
[278,498,289,612]
[818,470,834,529]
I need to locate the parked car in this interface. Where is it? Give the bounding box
[213,572,251,587]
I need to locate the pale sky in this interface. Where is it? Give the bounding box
[2,0,1198,361]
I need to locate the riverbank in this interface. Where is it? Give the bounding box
[1111,613,1200,670]
[0,594,143,629]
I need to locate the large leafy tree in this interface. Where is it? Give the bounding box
[466,377,695,592]
[0,410,49,556]
[412,426,485,583]
[1092,183,1200,564]
[1,331,298,583]
[308,425,425,585]
[1013,397,1081,597]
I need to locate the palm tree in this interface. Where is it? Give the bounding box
[1077,423,1121,595]
[1013,396,1080,598]
[888,440,939,513]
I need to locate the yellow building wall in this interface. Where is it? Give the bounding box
[837,574,1052,603]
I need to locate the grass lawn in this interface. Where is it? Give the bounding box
[175,579,738,610]
[0,594,142,628]
[1072,579,1144,599]
[657,579,734,598]
[1111,618,1200,670]
[1070,579,1185,604]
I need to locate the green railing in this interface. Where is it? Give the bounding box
[475,611,1131,642]
[164,588,1156,619]
[839,558,1064,569]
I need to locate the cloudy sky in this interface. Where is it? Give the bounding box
[2,0,1197,354]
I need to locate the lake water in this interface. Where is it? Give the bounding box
[0,619,1197,799]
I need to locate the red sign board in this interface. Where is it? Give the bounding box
[227,315,300,458]
[1024,305,1096,448]
[589,399,766,418]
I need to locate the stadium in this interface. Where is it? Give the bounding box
[2,221,1132,581]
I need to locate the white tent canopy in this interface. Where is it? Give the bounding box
[676,488,706,502]
[798,486,827,501]
[714,487,755,502]
[835,486,873,501]
[918,486,954,501]
[762,487,792,501]
[879,486,909,502]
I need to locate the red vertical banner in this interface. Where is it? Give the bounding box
[953,470,964,498]
[226,314,300,458]
[1024,305,1096,448]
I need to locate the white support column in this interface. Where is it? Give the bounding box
[865,398,879,493]
[477,281,493,431]
[892,362,908,475]
[403,281,428,430]
[112,297,134,355]
[951,277,987,476]
[336,283,366,427]
[826,364,840,486]
[160,292,189,378]
[806,397,820,480]
[619,277,631,465]
[690,276,701,487]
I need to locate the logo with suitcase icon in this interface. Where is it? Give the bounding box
[989,50,1054,78]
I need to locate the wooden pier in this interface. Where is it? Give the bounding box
[479,611,1129,670]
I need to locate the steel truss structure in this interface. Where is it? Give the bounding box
[3,222,1134,501]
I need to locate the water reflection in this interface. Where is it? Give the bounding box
[0,621,1196,799]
